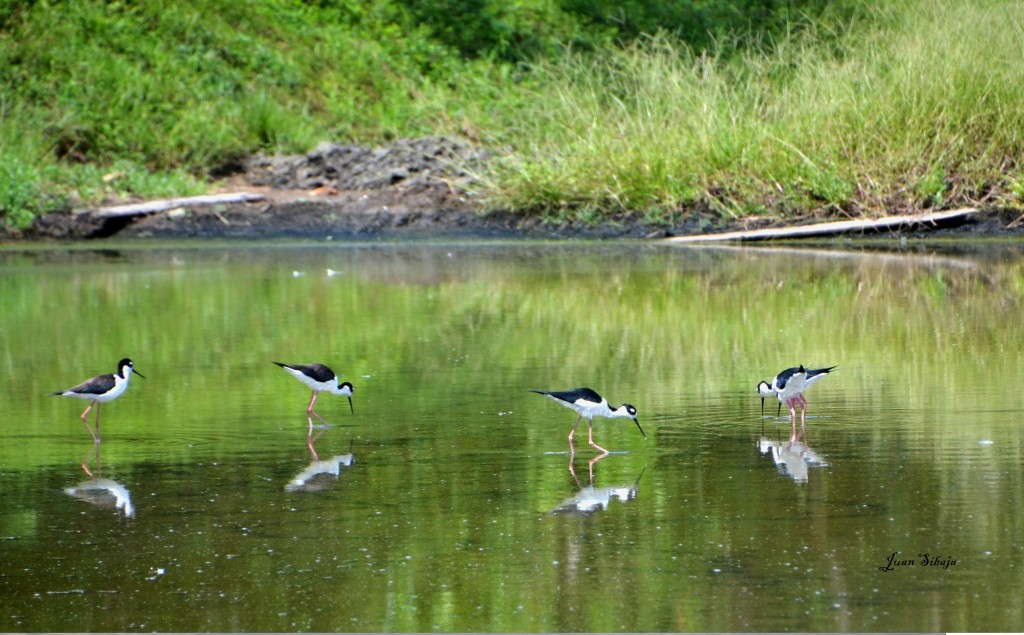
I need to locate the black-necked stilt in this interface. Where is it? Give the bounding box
[530,387,645,454]
[273,362,353,423]
[757,365,835,437]
[50,358,144,442]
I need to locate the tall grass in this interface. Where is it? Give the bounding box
[2,0,1023,227]
[477,0,1024,218]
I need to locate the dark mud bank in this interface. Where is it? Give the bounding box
[11,137,1024,241]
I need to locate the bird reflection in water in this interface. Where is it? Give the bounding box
[64,440,134,518]
[285,415,355,493]
[758,431,828,484]
[551,453,644,514]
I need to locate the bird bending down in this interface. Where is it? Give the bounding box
[757,365,835,438]
[51,358,144,442]
[530,387,645,454]
[273,362,354,424]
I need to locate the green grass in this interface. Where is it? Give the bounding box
[2,0,1023,228]
[476,0,1024,218]
[0,0,470,226]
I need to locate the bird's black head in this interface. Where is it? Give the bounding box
[756,380,772,416]
[119,358,144,379]
[339,381,355,414]
[621,404,646,439]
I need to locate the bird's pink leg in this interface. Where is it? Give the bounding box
[588,419,609,455]
[307,391,328,425]
[79,402,100,442]
[568,415,583,455]
[787,398,798,439]
[80,419,98,443]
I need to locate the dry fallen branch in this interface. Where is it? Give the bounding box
[82,193,267,219]
[665,208,979,243]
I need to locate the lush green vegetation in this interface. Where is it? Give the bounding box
[1,0,1022,228]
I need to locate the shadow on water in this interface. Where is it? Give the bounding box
[63,440,134,518]
[551,453,644,514]
[285,416,355,493]
[757,432,829,484]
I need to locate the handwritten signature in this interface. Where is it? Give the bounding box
[879,551,958,572]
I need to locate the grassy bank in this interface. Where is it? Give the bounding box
[1,0,1022,228]
[479,0,1024,220]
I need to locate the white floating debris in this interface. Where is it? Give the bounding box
[978,440,995,446]
[292,271,303,277]
[326,268,342,277]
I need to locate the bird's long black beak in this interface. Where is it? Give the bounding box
[134,370,145,379]
[347,396,354,414]
[634,418,646,439]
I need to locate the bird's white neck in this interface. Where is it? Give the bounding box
[607,405,633,418]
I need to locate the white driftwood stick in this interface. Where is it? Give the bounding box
[665,208,979,243]
[84,192,267,218]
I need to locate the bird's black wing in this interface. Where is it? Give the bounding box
[301,364,338,382]
[64,373,117,396]
[273,362,337,383]
[805,365,837,379]
[773,366,803,390]
[531,387,602,404]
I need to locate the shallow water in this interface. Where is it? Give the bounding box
[1,240,1022,632]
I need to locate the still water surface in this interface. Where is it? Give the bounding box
[1,240,1022,632]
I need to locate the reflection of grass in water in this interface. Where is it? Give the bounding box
[3,247,1024,633]
[2,248,1023,463]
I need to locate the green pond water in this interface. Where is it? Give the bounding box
[1,240,1022,632]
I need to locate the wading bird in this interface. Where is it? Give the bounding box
[273,362,354,423]
[51,358,144,442]
[530,387,645,454]
[757,365,835,438]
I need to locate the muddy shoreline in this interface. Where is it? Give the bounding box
[7,137,1024,242]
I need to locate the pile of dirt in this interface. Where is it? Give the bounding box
[244,136,490,194]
